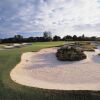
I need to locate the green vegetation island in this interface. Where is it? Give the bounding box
[56,46,87,61]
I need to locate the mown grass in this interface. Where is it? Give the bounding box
[0,41,100,100]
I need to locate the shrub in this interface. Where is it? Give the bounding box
[56,46,87,61]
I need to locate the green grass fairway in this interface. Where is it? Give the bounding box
[0,41,100,100]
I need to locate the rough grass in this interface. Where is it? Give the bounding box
[75,41,96,51]
[0,41,100,100]
[0,44,4,48]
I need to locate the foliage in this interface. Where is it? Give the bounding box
[0,33,100,44]
[62,34,100,41]
[56,46,87,61]
[53,35,61,41]
[43,31,52,38]
[43,31,52,41]
[74,41,96,51]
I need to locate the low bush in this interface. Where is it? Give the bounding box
[56,46,87,61]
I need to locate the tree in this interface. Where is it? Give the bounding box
[43,31,52,38]
[53,35,61,41]
[82,34,85,39]
[43,31,52,41]
[14,35,23,40]
[62,35,72,41]
[13,35,23,43]
[90,36,97,41]
[73,35,77,41]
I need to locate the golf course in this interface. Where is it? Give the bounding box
[1,0,100,99]
[0,41,100,100]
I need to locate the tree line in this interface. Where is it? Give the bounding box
[0,31,100,43]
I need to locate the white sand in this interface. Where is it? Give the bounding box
[10,47,100,90]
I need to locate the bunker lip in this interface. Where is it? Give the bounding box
[10,47,100,90]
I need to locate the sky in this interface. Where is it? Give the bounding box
[0,0,100,38]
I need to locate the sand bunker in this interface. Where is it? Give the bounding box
[10,47,100,90]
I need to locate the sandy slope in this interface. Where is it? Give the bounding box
[10,47,100,90]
